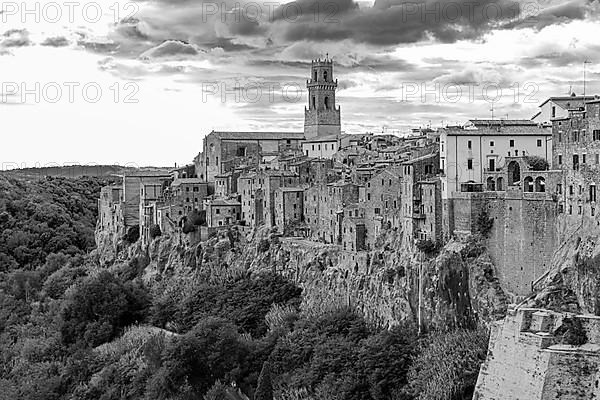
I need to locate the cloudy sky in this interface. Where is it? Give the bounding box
[1,0,599,167]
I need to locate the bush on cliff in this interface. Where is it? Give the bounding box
[149,224,162,239]
[125,226,140,243]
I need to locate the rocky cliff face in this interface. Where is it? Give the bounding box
[95,223,508,330]
[528,216,600,314]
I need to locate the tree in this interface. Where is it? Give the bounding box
[125,226,140,243]
[149,224,162,239]
[254,362,273,400]
[60,271,150,347]
[524,155,549,171]
[407,328,489,400]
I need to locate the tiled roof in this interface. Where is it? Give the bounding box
[468,119,537,126]
[539,96,597,108]
[171,178,205,186]
[303,134,340,143]
[445,125,551,136]
[207,198,241,206]
[210,131,305,140]
[402,153,438,165]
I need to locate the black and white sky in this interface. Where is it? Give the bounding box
[1,0,599,167]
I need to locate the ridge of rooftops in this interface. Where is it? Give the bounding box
[443,119,551,136]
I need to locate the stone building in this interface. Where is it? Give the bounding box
[237,170,300,229]
[341,205,367,252]
[98,185,124,236]
[205,198,241,227]
[400,153,440,243]
[170,178,208,214]
[304,180,360,244]
[474,307,600,399]
[196,131,304,182]
[119,171,172,229]
[551,97,600,239]
[274,187,304,231]
[533,94,597,127]
[140,182,167,246]
[359,166,403,247]
[288,157,336,186]
[440,120,552,201]
[413,178,443,243]
[214,171,240,197]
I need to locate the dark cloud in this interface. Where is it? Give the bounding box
[1,29,31,47]
[139,40,203,59]
[504,0,598,30]
[269,0,523,46]
[41,37,70,47]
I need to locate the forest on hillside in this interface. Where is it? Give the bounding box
[0,175,488,400]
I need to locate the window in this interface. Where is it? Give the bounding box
[579,206,583,215]
[569,185,573,195]
[583,154,587,164]
[569,205,572,214]
[557,184,562,194]
[490,141,494,147]
[468,140,472,149]
[216,208,220,214]
[552,106,556,118]
[467,159,473,170]
[186,187,190,192]
[509,139,515,147]
[515,150,518,156]
[596,154,599,165]
[594,130,600,141]
[591,185,597,202]
[193,187,199,192]
[559,204,564,213]
[558,132,562,142]
[537,139,542,147]
[558,155,563,165]
[374,208,381,215]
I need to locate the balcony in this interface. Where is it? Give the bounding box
[412,211,426,219]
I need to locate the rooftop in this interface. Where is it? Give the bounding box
[206,198,241,207]
[171,178,205,186]
[209,131,305,140]
[303,134,340,143]
[445,125,551,136]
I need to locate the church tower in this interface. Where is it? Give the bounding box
[304,57,341,139]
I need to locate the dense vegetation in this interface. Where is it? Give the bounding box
[0,175,489,400]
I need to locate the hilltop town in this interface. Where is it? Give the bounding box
[96,58,600,399]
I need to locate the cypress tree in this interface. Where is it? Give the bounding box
[254,361,273,400]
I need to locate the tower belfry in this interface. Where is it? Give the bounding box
[304,57,341,139]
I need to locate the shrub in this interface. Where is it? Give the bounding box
[416,239,436,254]
[257,239,270,253]
[255,362,274,400]
[524,155,549,171]
[60,271,150,347]
[125,226,140,243]
[149,224,162,239]
[475,210,494,237]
